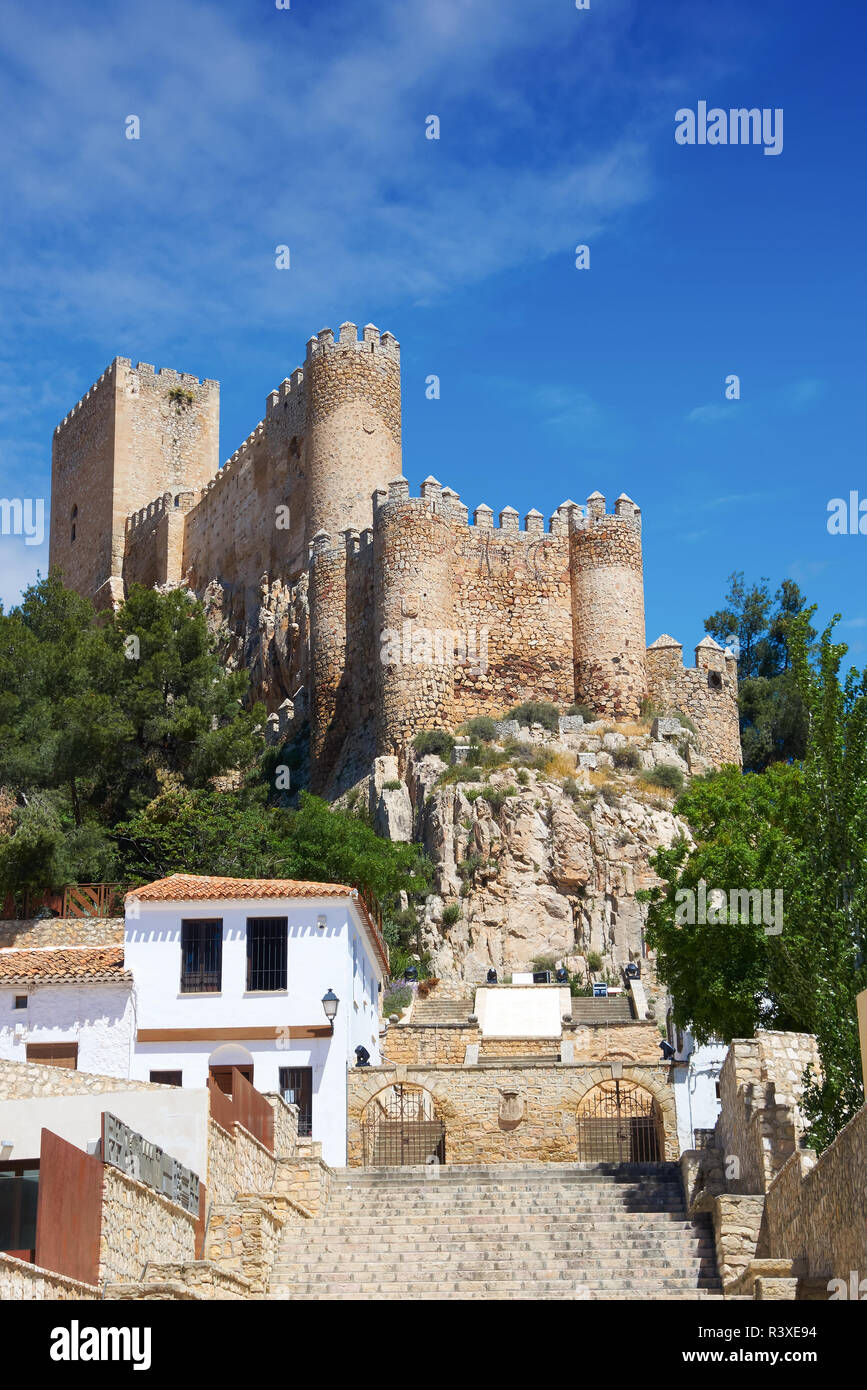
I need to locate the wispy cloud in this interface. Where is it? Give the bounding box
[686,403,741,424]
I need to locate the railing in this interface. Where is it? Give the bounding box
[2,883,126,921]
[207,1071,274,1154]
[356,884,390,973]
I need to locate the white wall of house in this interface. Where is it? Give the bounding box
[125,895,384,1165]
[0,1087,209,1177]
[671,1032,727,1152]
[0,983,134,1078]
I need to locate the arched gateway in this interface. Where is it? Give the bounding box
[575,1079,664,1162]
[361,1084,446,1166]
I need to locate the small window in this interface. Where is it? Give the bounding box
[150,1070,182,1086]
[280,1066,312,1137]
[715,1081,721,1100]
[180,920,222,993]
[71,504,78,543]
[26,1043,78,1070]
[708,670,722,690]
[246,917,288,991]
[13,996,27,1010]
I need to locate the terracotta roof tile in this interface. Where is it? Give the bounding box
[127,874,356,903]
[0,946,130,985]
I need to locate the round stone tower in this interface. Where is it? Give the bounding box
[373,480,457,755]
[304,323,402,545]
[569,492,647,719]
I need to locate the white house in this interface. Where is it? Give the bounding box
[0,946,134,1076]
[125,874,387,1165]
[667,1016,727,1152]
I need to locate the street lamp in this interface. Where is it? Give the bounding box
[321,988,339,1032]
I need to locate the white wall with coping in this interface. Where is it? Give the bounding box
[0,983,133,1078]
[474,984,571,1039]
[0,1086,210,1177]
[125,895,384,1166]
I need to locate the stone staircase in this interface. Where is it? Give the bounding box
[571,996,634,1024]
[410,997,474,1024]
[269,1163,723,1300]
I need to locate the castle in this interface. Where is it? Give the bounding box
[49,321,741,794]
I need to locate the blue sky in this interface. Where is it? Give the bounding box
[1,0,865,657]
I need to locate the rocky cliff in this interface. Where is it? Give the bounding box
[353,716,707,1003]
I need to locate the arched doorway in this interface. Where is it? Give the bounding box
[362,1084,445,1166]
[208,1043,255,1095]
[575,1079,663,1162]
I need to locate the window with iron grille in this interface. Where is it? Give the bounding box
[279,1066,312,1136]
[180,920,222,993]
[246,917,288,991]
[150,1070,183,1087]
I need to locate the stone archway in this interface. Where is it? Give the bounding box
[565,1068,678,1162]
[360,1081,445,1166]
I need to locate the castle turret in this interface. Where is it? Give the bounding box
[304,323,402,546]
[569,492,647,718]
[50,359,219,607]
[373,478,457,755]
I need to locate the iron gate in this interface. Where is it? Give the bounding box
[362,1085,446,1166]
[575,1080,663,1162]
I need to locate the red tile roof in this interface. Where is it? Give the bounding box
[127,874,356,903]
[127,875,390,972]
[0,946,130,984]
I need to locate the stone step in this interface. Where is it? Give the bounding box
[570,997,634,1023]
[274,1280,723,1293]
[268,1160,721,1301]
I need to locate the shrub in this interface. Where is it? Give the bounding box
[442,902,461,926]
[382,779,403,791]
[586,950,603,972]
[506,701,560,732]
[463,767,482,782]
[382,985,412,1016]
[600,784,620,807]
[644,764,684,793]
[531,953,559,972]
[413,730,455,759]
[461,716,498,742]
[565,703,594,721]
[457,853,484,881]
[517,769,529,785]
[484,785,517,813]
[562,777,581,802]
[612,746,641,771]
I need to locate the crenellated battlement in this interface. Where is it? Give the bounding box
[54,360,118,434]
[306,321,400,365]
[371,480,641,540]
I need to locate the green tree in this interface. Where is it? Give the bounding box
[644,612,867,1149]
[704,573,813,771]
[0,576,264,897]
[116,786,430,904]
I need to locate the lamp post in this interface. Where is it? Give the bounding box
[321,988,339,1033]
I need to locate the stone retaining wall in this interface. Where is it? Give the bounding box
[0,1252,99,1300]
[760,1103,867,1287]
[348,1061,678,1165]
[99,1165,198,1285]
[0,917,123,948]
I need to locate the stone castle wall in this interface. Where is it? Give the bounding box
[647,636,741,767]
[48,322,742,791]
